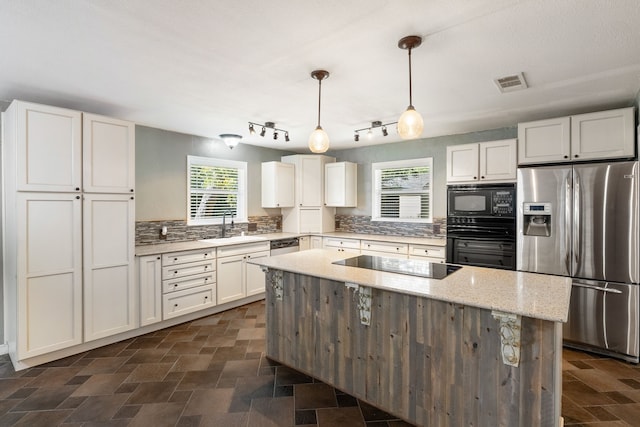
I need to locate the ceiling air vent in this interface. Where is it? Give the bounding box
[494,72,528,93]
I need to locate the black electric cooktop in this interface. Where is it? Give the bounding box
[332,255,461,279]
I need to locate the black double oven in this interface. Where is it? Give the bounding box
[446,183,516,270]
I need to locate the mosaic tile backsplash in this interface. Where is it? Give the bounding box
[136,215,446,245]
[135,215,282,245]
[335,215,446,238]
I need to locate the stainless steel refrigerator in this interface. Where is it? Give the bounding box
[517,161,639,362]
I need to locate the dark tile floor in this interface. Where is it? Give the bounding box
[0,300,639,426]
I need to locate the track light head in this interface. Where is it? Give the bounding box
[354,132,360,142]
[285,132,290,142]
[273,131,278,140]
[260,127,266,137]
[382,126,388,136]
[248,123,255,135]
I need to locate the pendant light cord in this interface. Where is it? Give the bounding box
[317,78,322,128]
[407,47,413,108]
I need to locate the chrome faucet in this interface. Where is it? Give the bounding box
[221,210,234,238]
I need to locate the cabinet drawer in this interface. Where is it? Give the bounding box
[163,272,214,294]
[323,237,360,250]
[361,240,408,255]
[408,244,445,259]
[217,241,270,258]
[162,248,215,266]
[162,260,214,280]
[162,284,215,320]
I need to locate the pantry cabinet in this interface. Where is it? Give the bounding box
[217,242,270,304]
[325,161,357,207]
[518,107,635,164]
[281,155,336,233]
[446,139,517,184]
[83,194,136,341]
[261,161,294,208]
[2,100,136,364]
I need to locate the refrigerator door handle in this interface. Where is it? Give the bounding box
[565,173,572,274]
[572,282,622,294]
[573,171,580,274]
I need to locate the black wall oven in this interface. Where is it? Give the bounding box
[446,184,516,270]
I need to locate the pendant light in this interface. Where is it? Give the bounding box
[397,35,424,140]
[308,69,330,153]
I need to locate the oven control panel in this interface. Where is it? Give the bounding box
[492,190,514,215]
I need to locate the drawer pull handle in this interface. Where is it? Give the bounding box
[204,296,208,300]
[205,277,208,281]
[424,250,429,254]
[174,303,178,307]
[174,258,178,261]
[174,271,178,274]
[174,284,178,288]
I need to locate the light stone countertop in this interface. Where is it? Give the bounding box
[135,232,445,256]
[250,249,572,323]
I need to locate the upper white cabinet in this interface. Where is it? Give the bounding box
[83,113,135,193]
[11,101,83,192]
[325,162,357,207]
[446,139,517,184]
[261,161,294,208]
[281,155,336,233]
[518,107,636,165]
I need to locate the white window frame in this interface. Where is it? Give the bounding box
[371,157,433,223]
[187,155,248,226]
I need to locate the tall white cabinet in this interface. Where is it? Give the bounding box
[2,100,135,364]
[281,154,336,233]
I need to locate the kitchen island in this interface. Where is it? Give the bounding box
[252,249,572,427]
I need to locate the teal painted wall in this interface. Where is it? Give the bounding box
[326,127,517,218]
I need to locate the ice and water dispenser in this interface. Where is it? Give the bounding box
[522,202,552,237]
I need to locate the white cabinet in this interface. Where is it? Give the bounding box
[325,162,357,207]
[446,139,517,184]
[281,155,336,233]
[261,161,294,208]
[360,240,408,259]
[408,244,446,264]
[11,101,83,192]
[217,242,270,304]
[518,107,635,164]
[14,193,83,359]
[299,236,311,251]
[161,248,215,320]
[2,100,136,363]
[311,236,323,249]
[82,113,135,193]
[137,255,162,327]
[83,194,136,341]
[323,237,361,255]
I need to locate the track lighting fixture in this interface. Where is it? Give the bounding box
[249,121,289,142]
[219,134,242,149]
[353,120,397,141]
[397,35,424,139]
[308,69,330,153]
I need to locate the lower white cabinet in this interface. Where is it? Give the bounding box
[217,242,270,305]
[137,255,162,327]
[83,194,136,342]
[311,236,323,249]
[360,240,408,259]
[161,248,215,320]
[408,244,446,263]
[323,237,361,255]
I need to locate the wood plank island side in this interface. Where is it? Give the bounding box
[264,270,563,427]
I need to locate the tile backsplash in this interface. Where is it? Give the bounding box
[335,215,446,239]
[136,214,446,245]
[136,215,282,245]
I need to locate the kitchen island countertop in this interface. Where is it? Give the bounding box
[252,248,572,322]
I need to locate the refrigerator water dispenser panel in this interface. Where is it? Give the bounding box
[523,202,552,237]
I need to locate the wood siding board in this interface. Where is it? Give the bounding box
[265,271,561,427]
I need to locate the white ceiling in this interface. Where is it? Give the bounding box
[1,0,639,152]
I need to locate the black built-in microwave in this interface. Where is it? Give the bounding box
[447,183,515,218]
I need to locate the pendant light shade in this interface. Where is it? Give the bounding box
[397,35,424,140]
[308,70,330,153]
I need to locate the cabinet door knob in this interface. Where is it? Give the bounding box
[564,155,569,159]
[76,196,80,200]
[473,176,477,180]
[130,196,134,200]
[157,256,160,260]
[480,176,485,179]
[75,187,80,191]
[574,154,579,158]
[174,270,178,274]
[174,284,178,288]
[174,258,178,261]
[130,189,134,192]
[204,296,208,299]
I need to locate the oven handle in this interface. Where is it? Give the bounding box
[572,282,622,294]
